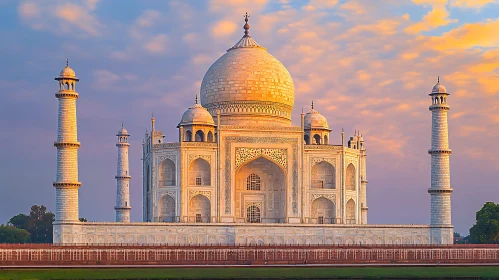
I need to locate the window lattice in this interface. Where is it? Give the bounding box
[196,177,202,186]
[246,205,261,223]
[246,174,261,190]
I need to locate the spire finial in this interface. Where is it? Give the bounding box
[311,100,314,110]
[66,58,69,67]
[437,76,440,83]
[243,12,250,37]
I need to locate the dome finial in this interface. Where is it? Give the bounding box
[66,58,69,67]
[244,12,250,37]
[195,94,198,104]
[311,100,314,110]
[437,76,440,83]
[122,122,124,128]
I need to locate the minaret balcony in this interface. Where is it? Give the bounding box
[427,188,453,194]
[54,141,81,148]
[53,182,81,189]
[428,149,451,154]
[55,92,79,99]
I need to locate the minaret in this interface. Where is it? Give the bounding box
[53,60,81,222]
[428,77,452,226]
[115,124,131,222]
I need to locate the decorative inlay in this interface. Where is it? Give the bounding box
[304,145,343,150]
[158,191,176,200]
[157,154,176,162]
[188,155,211,165]
[225,137,298,215]
[245,202,262,209]
[221,125,302,131]
[189,190,211,200]
[310,193,336,203]
[311,157,336,167]
[154,143,180,149]
[204,101,293,119]
[235,148,287,170]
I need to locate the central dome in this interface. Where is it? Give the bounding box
[200,16,295,126]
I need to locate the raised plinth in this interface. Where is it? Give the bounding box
[53,222,454,245]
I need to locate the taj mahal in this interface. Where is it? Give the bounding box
[52,15,454,245]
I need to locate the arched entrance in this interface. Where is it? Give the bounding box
[246,205,261,223]
[311,197,336,224]
[188,194,210,223]
[158,195,175,222]
[235,157,286,223]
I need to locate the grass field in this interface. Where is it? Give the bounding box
[1,266,499,279]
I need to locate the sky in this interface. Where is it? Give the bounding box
[0,0,498,236]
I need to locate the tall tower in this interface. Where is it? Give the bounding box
[115,124,131,222]
[53,60,81,222]
[428,77,452,226]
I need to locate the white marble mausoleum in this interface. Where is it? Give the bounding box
[52,16,454,245]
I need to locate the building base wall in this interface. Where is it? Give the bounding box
[53,222,453,245]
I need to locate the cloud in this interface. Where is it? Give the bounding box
[211,20,237,37]
[144,34,168,54]
[18,0,104,36]
[450,0,498,8]
[405,6,457,34]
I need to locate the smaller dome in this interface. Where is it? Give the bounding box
[179,101,215,127]
[431,77,447,94]
[117,124,129,136]
[304,106,329,130]
[60,66,76,78]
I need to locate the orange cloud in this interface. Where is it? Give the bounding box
[405,7,457,34]
[211,20,237,37]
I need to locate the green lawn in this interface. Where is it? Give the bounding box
[1,266,499,279]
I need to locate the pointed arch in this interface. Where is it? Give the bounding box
[313,134,321,144]
[324,135,328,145]
[189,194,210,223]
[311,161,335,189]
[304,134,310,145]
[236,157,286,223]
[189,158,211,186]
[159,159,176,186]
[311,197,336,224]
[207,131,214,142]
[195,130,204,142]
[346,199,356,224]
[346,163,356,191]
[184,130,192,142]
[158,195,175,222]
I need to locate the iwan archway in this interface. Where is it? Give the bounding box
[235,157,286,223]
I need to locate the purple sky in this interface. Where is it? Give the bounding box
[1,0,498,235]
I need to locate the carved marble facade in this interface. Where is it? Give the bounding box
[141,124,366,226]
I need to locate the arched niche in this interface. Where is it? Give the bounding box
[158,195,175,222]
[311,197,336,224]
[189,158,211,186]
[346,163,356,191]
[207,131,214,142]
[159,159,176,186]
[346,199,356,224]
[313,134,321,145]
[311,161,335,189]
[189,194,210,223]
[235,157,286,223]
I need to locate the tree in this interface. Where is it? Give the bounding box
[469,202,499,244]
[79,218,87,222]
[0,225,30,243]
[8,205,55,243]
